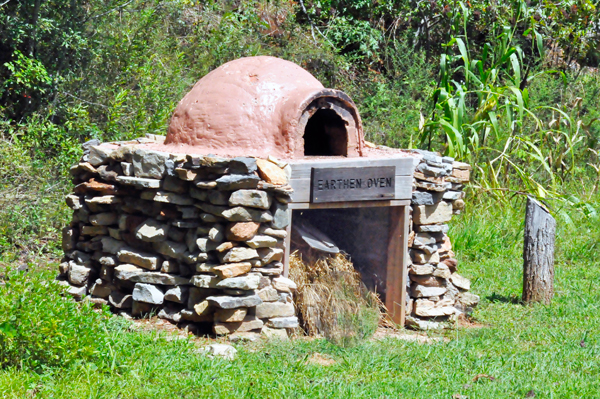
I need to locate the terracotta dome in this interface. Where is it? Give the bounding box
[165,56,364,159]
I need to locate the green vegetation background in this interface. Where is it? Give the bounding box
[1,1,599,397]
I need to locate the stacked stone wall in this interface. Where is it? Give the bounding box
[58,136,478,335]
[407,150,479,329]
[59,135,296,340]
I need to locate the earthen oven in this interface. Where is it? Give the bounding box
[59,56,478,338]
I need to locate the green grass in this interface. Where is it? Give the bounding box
[1,194,599,398]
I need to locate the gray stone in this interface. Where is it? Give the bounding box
[272,276,297,292]
[257,287,279,302]
[442,156,454,164]
[115,264,190,285]
[411,284,447,298]
[121,162,133,176]
[255,302,295,318]
[191,275,219,288]
[216,174,260,190]
[132,149,168,178]
[99,255,118,266]
[131,300,155,317]
[195,180,217,189]
[208,224,226,242]
[267,316,298,329]
[67,284,87,300]
[229,190,271,209]
[229,157,257,174]
[411,249,440,265]
[196,203,228,217]
[219,247,259,263]
[158,307,182,323]
[208,190,231,205]
[160,260,179,274]
[443,190,464,201]
[412,149,443,167]
[405,316,444,331]
[196,237,219,253]
[259,226,287,239]
[68,264,93,286]
[222,207,273,223]
[206,294,263,309]
[164,286,190,304]
[141,190,194,205]
[117,247,161,270]
[413,299,456,317]
[88,145,113,166]
[450,273,471,290]
[116,176,161,189]
[253,263,283,276]
[65,194,83,210]
[171,220,200,229]
[246,235,278,248]
[271,202,290,229]
[412,190,443,206]
[135,219,169,242]
[90,279,113,298]
[413,202,453,225]
[153,240,188,260]
[200,213,221,223]
[416,163,447,177]
[82,138,101,151]
[178,206,200,219]
[163,175,187,193]
[108,291,133,309]
[216,274,260,290]
[457,292,480,307]
[89,212,117,226]
[257,248,284,264]
[200,344,237,360]
[189,187,209,201]
[132,283,164,305]
[432,264,451,279]
[415,224,449,233]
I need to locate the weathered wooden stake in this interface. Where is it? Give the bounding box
[522,197,556,304]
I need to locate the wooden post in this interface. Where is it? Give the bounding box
[522,197,556,304]
[283,212,293,278]
[386,205,409,326]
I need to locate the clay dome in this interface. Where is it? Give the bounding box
[165,56,364,159]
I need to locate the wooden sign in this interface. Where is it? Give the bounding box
[311,166,395,203]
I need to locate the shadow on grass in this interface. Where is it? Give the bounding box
[486,293,523,305]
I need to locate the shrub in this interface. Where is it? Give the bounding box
[0,268,111,371]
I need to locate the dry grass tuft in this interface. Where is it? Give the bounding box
[289,251,391,347]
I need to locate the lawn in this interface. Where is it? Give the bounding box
[1,196,599,399]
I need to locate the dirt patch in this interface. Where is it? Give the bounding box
[305,352,336,366]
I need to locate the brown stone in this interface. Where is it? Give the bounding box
[213,316,264,335]
[256,159,287,185]
[226,222,260,241]
[213,262,252,278]
[413,171,444,184]
[193,300,213,316]
[410,275,446,287]
[442,258,458,272]
[215,242,237,253]
[74,178,116,195]
[451,168,470,183]
[214,307,247,323]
